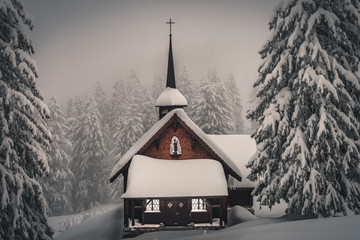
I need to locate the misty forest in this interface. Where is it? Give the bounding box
[1,0,360,240]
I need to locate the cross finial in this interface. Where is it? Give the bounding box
[166,18,175,36]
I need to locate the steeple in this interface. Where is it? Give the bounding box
[166,19,176,88]
[155,19,187,120]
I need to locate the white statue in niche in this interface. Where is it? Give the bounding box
[170,136,182,155]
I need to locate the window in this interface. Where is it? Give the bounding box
[170,136,182,155]
[191,198,207,212]
[145,199,160,212]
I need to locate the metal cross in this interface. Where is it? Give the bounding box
[166,19,175,35]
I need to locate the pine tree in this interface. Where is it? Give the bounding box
[247,0,360,217]
[110,79,127,200]
[93,81,111,126]
[65,96,84,120]
[117,72,147,154]
[246,87,260,134]
[71,96,109,212]
[225,73,244,134]
[111,73,154,199]
[177,66,196,116]
[151,74,165,102]
[111,79,127,157]
[0,0,53,238]
[39,97,74,216]
[191,70,235,134]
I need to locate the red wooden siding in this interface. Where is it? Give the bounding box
[142,120,215,160]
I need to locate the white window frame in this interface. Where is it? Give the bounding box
[145,199,161,213]
[191,198,207,212]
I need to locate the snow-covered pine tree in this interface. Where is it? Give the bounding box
[225,73,244,134]
[191,70,235,134]
[110,79,127,200]
[39,97,74,216]
[141,87,157,132]
[111,79,127,157]
[93,82,111,126]
[151,74,165,101]
[71,96,109,212]
[64,96,84,140]
[92,82,112,181]
[0,0,53,238]
[65,96,84,120]
[116,72,147,154]
[111,73,154,199]
[177,66,196,116]
[246,87,260,134]
[247,0,360,217]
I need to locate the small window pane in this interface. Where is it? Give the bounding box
[191,198,207,212]
[145,199,160,212]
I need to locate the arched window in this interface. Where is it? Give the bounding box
[170,136,182,155]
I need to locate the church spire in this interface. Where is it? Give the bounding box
[155,19,187,120]
[166,19,176,88]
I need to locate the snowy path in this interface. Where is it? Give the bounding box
[54,204,123,240]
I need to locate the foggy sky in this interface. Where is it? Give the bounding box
[23,0,281,109]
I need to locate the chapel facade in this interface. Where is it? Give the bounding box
[110,20,254,230]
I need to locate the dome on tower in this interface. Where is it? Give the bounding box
[155,87,187,107]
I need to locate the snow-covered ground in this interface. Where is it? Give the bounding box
[50,201,360,240]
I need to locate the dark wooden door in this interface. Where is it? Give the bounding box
[164,199,189,226]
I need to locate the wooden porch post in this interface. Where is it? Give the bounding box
[142,200,145,225]
[224,197,228,226]
[124,199,129,228]
[208,200,213,224]
[219,198,223,227]
[131,200,135,226]
[123,171,128,193]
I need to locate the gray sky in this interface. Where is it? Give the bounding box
[23,0,281,107]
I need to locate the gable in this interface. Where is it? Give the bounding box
[110,109,242,183]
[141,116,216,160]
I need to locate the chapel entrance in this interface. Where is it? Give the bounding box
[164,199,189,226]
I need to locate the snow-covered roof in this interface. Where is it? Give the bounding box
[207,135,256,189]
[121,155,228,198]
[110,108,242,182]
[155,87,187,107]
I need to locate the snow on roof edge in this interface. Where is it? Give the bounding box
[121,155,228,198]
[110,108,242,182]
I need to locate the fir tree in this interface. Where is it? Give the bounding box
[93,81,111,126]
[111,73,154,199]
[0,0,53,238]
[177,66,196,116]
[65,96,84,120]
[225,73,244,134]
[151,74,165,102]
[117,72,147,154]
[111,79,127,158]
[71,96,109,212]
[247,0,360,217]
[39,97,74,216]
[110,79,127,200]
[246,87,260,134]
[191,70,235,134]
